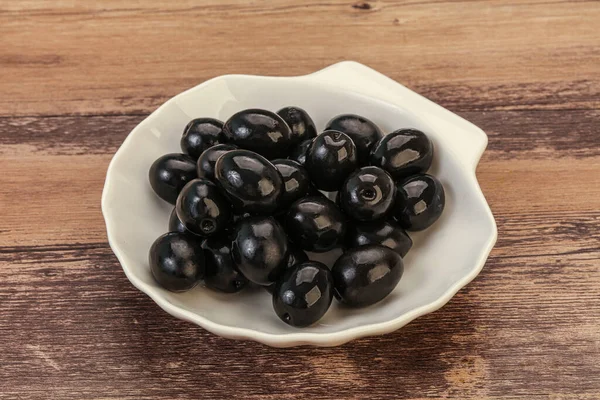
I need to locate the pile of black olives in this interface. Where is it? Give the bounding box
[148,107,445,328]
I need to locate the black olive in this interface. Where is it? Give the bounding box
[288,139,313,166]
[308,185,325,198]
[202,236,248,293]
[272,159,312,209]
[214,149,283,215]
[149,153,197,204]
[223,109,292,159]
[170,207,228,237]
[196,144,237,181]
[264,246,309,294]
[175,178,232,237]
[168,208,189,234]
[339,166,395,221]
[346,219,412,257]
[325,114,382,165]
[180,118,224,159]
[149,232,205,292]
[233,212,252,224]
[231,216,288,285]
[272,261,334,327]
[284,196,347,253]
[284,246,309,270]
[305,130,358,191]
[394,174,445,231]
[277,106,317,146]
[332,245,403,307]
[370,129,433,181]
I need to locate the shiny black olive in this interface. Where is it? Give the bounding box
[339,166,395,221]
[272,159,312,209]
[214,149,283,215]
[175,178,232,237]
[196,144,237,181]
[149,153,197,204]
[233,212,252,223]
[149,232,205,292]
[231,216,288,285]
[325,114,382,165]
[272,261,334,327]
[288,139,313,166]
[168,208,188,234]
[308,185,325,198]
[223,109,292,159]
[277,106,317,146]
[332,245,403,307]
[346,219,412,257]
[170,207,231,237]
[370,129,433,181]
[264,246,309,293]
[305,130,358,191]
[180,118,224,159]
[284,196,347,252]
[394,174,445,231]
[202,236,248,293]
[284,246,309,270]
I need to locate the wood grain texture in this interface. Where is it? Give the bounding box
[1,0,599,116]
[1,1,599,399]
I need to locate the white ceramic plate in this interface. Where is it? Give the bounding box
[101,61,497,347]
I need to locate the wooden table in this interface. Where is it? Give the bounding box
[1,1,599,399]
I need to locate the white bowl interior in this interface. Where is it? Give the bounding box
[103,75,494,337]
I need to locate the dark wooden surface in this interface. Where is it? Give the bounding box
[1,1,599,399]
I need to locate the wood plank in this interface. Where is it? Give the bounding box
[1,111,600,248]
[1,0,599,116]
[1,209,599,399]
[2,109,600,158]
[0,115,141,156]
[0,154,109,247]
[461,110,600,159]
